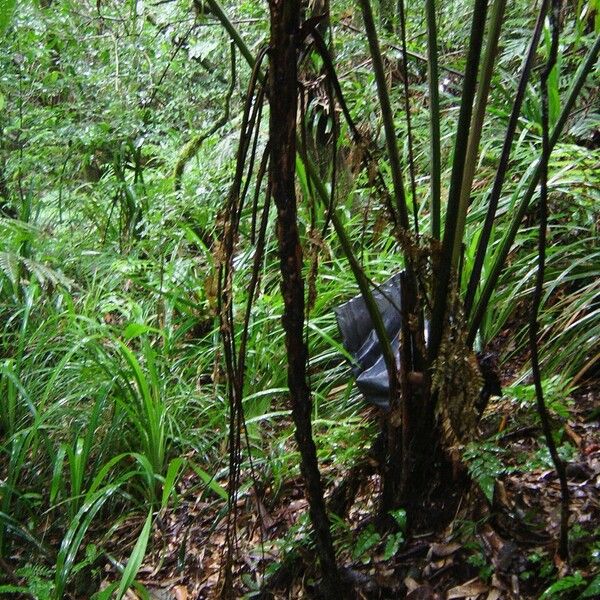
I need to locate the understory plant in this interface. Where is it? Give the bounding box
[204,0,600,592]
[0,0,598,597]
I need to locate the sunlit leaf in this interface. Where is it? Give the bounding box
[0,0,16,35]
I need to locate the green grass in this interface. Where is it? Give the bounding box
[0,0,598,596]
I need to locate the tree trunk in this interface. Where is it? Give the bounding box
[268,0,342,594]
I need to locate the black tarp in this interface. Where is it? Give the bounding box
[334,273,404,410]
[335,273,502,412]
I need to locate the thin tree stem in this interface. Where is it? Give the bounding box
[463,0,549,323]
[357,0,410,232]
[428,0,488,363]
[530,0,569,561]
[452,0,507,266]
[425,0,441,239]
[398,0,419,235]
[467,33,600,345]
[268,0,341,592]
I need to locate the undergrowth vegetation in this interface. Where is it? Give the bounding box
[0,0,598,598]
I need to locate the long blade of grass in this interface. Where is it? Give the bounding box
[190,462,229,501]
[115,509,153,600]
[55,485,120,599]
[117,341,165,477]
[0,0,16,35]
[160,457,185,511]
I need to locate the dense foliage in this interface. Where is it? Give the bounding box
[0,0,598,598]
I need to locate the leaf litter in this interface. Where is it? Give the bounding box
[97,380,599,599]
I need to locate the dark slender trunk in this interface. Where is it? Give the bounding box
[268,0,342,593]
[530,0,569,561]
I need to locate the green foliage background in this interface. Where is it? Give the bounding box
[0,0,598,597]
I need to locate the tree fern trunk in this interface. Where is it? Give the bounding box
[268,0,341,594]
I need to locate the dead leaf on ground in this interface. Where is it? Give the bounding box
[485,589,502,600]
[172,585,188,600]
[429,542,461,558]
[406,583,438,600]
[446,577,488,599]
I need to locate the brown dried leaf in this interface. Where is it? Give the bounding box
[447,577,488,599]
[404,576,420,592]
[406,583,437,600]
[173,585,188,600]
[429,542,461,558]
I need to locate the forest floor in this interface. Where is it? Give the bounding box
[96,379,600,600]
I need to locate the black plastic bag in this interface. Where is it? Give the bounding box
[334,273,502,412]
[334,273,403,410]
